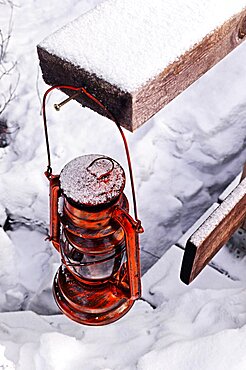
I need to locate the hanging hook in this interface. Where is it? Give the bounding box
[54,91,82,111]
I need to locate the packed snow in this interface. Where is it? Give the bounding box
[0,247,246,370]
[40,0,246,92]
[0,0,245,369]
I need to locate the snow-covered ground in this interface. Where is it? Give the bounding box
[0,247,246,370]
[0,0,246,369]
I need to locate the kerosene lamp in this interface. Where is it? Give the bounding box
[42,85,143,326]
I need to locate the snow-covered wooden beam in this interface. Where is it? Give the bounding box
[38,0,246,131]
[180,173,246,285]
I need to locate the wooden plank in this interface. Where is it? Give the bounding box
[180,176,246,285]
[134,11,246,130]
[242,164,246,230]
[37,2,246,131]
[242,163,246,180]
[37,47,133,129]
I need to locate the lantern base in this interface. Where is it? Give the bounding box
[53,266,134,326]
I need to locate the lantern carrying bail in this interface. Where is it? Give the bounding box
[42,85,143,233]
[86,156,115,180]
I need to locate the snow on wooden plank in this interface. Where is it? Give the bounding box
[37,0,246,131]
[180,176,246,285]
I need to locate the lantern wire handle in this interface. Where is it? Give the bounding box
[86,156,115,180]
[42,85,143,233]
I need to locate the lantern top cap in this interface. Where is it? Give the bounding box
[60,154,125,206]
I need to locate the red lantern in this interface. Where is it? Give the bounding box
[42,86,143,325]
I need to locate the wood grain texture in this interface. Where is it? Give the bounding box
[38,8,246,131]
[242,163,246,180]
[180,177,246,285]
[242,163,246,230]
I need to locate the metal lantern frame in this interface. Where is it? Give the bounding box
[42,85,143,325]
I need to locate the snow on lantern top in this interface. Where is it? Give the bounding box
[60,154,125,206]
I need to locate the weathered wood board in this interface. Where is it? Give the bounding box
[37,1,246,131]
[242,164,246,230]
[180,175,246,285]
